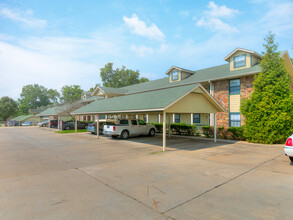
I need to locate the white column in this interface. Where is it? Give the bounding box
[48,119,50,128]
[75,118,77,135]
[168,114,171,138]
[146,114,149,123]
[163,111,166,151]
[191,113,193,125]
[214,113,217,142]
[172,114,175,123]
[96,116,99,139]
[158,114,160,123]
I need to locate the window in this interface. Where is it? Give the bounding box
[174,114,180,123]
[230,113,241,127]
[119,120,129,125]
[99,115,106,120]
[234,54,246,68]
[131,120,137,125]
[171,71,179,81]
[229,79,240,95]
[193,114,200,123]
[138,120,146,125]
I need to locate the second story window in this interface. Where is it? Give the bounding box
[234,54,246,68]
[171,71,179,81]
[229,79,240,95]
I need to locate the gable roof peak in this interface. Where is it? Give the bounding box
[224,48,262,61]
[165,65,195,75]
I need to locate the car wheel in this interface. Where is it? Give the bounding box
[91,132,95,134]
[121,130,129,139]
[149,128,155,137]
[65,126,70,130]
[290,157,293,162]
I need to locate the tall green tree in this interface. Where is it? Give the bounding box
[48,89,60,104]
[0,96,18,121]
[100,63,149,88]
[18,84,51,114]
[61,85,83,102]
[241,32,293,144]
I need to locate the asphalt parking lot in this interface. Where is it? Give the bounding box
[0,127,292,220]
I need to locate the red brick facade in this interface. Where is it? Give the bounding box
[213,75,255,128]
[213,79,229,128]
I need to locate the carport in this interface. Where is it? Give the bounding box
[71,83,224,151]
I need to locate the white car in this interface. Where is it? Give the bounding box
[284,135,293,162]
[103,119,156,139]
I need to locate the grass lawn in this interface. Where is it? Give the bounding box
[55,129,88,134]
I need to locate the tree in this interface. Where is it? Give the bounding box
[0,96,18,121]
[18,84,51,115]
[100,63,149,88]
[61,85,83,103]
[241,32,293,144]
[48,89,60,104]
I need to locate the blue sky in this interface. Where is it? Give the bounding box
[0,0,293,99]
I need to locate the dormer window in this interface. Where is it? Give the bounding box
[233,54,246,68]
[171,71,179,81]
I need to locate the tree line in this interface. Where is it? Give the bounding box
[0,63,149,121]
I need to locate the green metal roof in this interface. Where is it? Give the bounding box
[36,106,63,116]
[11,114,36,121]
[72,84,199,114]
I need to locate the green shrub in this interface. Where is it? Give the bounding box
[202,126,214,138]
[227,127,245,140]
[241,33,293,144]
[149,123,163,132]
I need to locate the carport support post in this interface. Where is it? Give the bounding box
[97,117,100,138]
[48,119,50,128]
[163,111,166,152]
[214,113,217,142]
[75,118,77,135]
[57,116,60,131]
[168,114,171,138]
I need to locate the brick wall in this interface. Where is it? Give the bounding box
[213,79,229,128]
[240,75,254,126]
[213,75,255,128]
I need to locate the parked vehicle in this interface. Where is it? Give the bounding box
[284,135,293,162]
[6,120,21,126]
[87,122,115,135]
[49,119,58,128]
[62,121,88,130]
[38,120,49,127]
[103,119,156,139]
[22,121,32,126]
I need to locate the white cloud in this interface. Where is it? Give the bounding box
[123,14,165,41]
[0,7,46,28]
[259,1,293,34]
[206,1,238,18]
[130,45,154,56]
[196,1,238,33]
